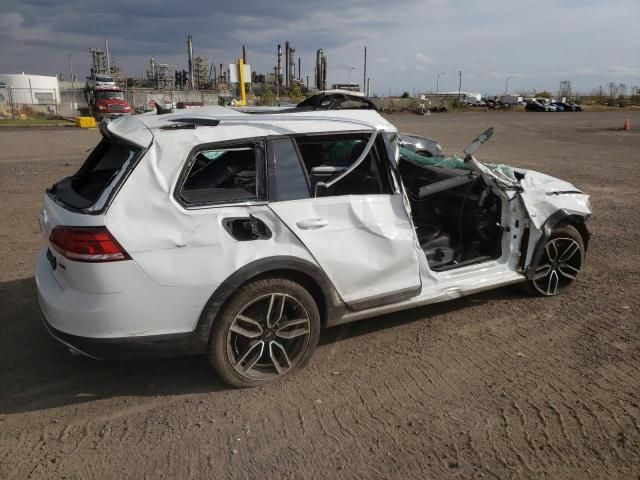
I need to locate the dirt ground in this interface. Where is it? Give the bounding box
[1,111,639,479]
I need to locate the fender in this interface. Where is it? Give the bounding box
[525,209,591,280]
[190,256,348,351]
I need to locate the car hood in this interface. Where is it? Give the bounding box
[517,169,591,229]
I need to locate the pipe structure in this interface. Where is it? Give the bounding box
[289,45,295,86]
[187,35,194,90]
[277,44,282,90]
[285,41,290,88]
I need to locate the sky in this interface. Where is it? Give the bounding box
[1,0,639,96]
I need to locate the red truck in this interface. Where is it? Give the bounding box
[85,84,131,120]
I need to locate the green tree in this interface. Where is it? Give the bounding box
[288,82,303,102]
[259,86,275,106]
[401,91,410,98]
[536,90,552,99]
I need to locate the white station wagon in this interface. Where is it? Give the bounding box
[36,106,591,387]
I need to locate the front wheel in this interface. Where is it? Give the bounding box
[526,225,584,296]
[207,277,320,387]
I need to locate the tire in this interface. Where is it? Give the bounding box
[524,224,585,296]
[206,277,321,388]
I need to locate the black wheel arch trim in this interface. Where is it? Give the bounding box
[192,256,348,351]
[525,209,590,280]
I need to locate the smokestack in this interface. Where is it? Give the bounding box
[321,55,327,91]
[277,44,282,96]
[285,41,290,88]
[289,45,295,87]
[298,57,301,81]
[242,45,247,64]
[220,63,224,83]
[187,35,194,90]
[104,39,111,73]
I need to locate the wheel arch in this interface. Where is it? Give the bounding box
[191,256,345,352]
[525,209,590,280]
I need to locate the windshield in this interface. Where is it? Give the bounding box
[96,91,124,101]
[95,76,114,82]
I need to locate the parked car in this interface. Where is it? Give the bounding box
[525,101,548,112]
[296,92,377,111]
[36,107,591,387]
[552,102,573,112]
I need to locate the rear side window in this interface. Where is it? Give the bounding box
[177,141,264,206]
[49,138,140,211]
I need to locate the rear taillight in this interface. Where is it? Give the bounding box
[49,226,130,263]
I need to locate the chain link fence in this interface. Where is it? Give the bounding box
[0,87,59,119]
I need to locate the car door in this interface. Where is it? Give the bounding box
[267,132,422,309]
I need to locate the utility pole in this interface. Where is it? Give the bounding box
[458,70,462,102]
[363,46,367,95]
[69,53,76,117]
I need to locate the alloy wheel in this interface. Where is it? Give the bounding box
[227,293,311,380]
[532,237,582,295]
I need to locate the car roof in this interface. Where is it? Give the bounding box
[106,105,396,148]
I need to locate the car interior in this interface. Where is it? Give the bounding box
[295,136,386,196]
[398,156,503,270]
[180,147,258,204]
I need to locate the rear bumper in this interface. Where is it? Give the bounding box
[40,310,205,360]
[35,246,214,359]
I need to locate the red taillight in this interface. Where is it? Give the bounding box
[49,227,130,263]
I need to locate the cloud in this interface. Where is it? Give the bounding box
[415,53,435,65]
[1,0,638,94]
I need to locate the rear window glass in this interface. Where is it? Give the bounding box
[49,138,139,211]
[178,143,260,205]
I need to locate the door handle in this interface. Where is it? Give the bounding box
[296,218,328,230]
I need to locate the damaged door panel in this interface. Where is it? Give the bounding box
[269,131,421,308]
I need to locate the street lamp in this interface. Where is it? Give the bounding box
[436,72,445,95]
[348,67,356,91]
[505,75,514,95]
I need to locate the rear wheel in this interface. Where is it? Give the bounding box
[525,225,584,296]
[207,277,320,387]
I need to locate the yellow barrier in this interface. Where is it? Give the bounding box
[75,116,97,129]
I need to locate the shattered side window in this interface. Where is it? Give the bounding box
[294,133,388,197]
[178,142,261,205]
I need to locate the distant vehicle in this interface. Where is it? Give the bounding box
[501,95,523,105]
[551,103,565,112]
[83,78,131,120]
[86,86,131,119]
[296,93,377,111]
[525,101,548,112]
[85,74,116,90]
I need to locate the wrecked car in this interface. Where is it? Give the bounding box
[36,106,591,387]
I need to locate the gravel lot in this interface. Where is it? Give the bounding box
[1,111,639,479]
